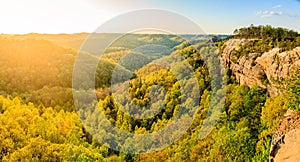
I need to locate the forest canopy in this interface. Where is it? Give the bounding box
[0,25,299,161]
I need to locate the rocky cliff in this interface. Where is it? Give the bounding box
[221,38,300,161]
[221,39,300,97]
[270,109,300,162]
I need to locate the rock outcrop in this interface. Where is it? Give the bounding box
[221,38,300,161]
[221,39,300,97]
[270,109,300,162]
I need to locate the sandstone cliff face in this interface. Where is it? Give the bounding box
[270,110,300,162]
[221,39,300,161]
[221,39,300,97]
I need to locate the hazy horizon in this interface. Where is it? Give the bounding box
[0,32,231,35]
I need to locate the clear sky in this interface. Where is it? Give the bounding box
[1,0,300,34]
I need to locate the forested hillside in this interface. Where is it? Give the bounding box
[0,26,299,161]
